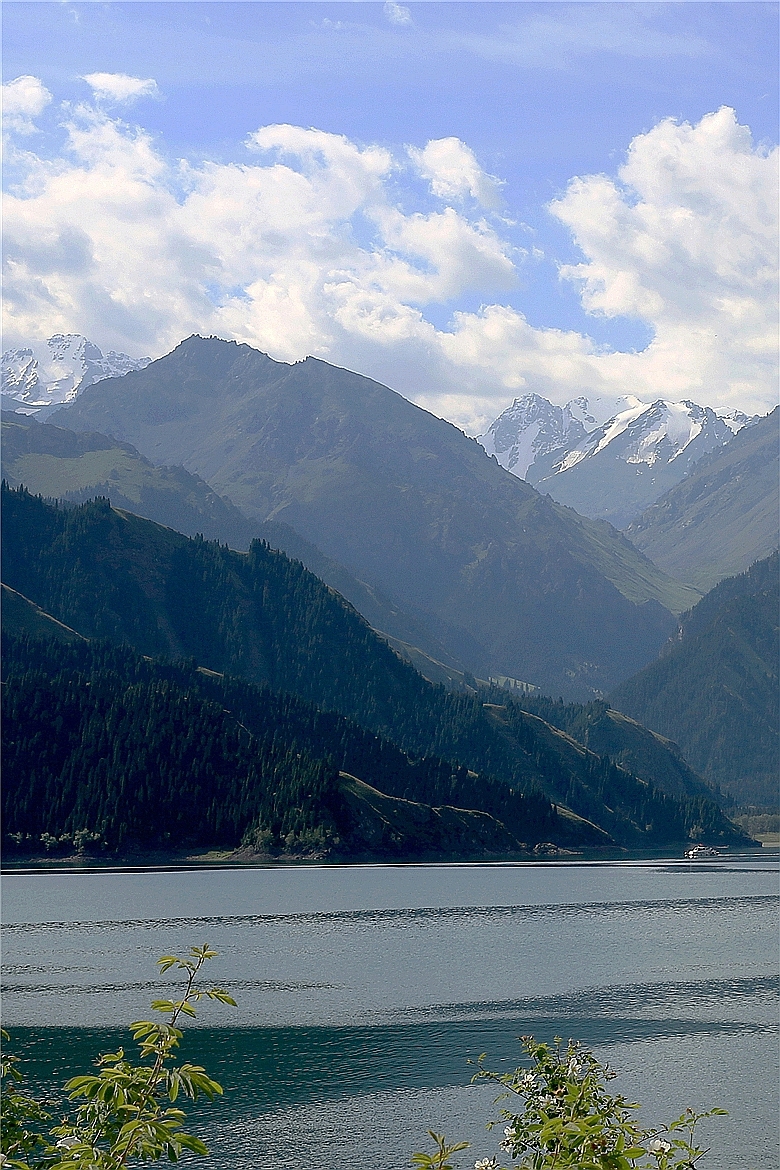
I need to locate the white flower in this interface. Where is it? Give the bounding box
[474,1159,498,1170]
[648,1138,672,1154]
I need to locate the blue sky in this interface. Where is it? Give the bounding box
[3,2,778,428]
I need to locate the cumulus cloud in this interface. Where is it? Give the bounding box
[548,107,778,409]
[2,98,776,430]
[81,73,160,104]
[408,137,503,209]
[2,75,52,135]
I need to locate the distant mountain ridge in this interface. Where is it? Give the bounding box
[625,407,780,592]
[1,334,150,416]
[53,334,699,696]
[480,392,758,529]
[479,392,643,479]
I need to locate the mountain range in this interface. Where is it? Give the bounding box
[1,334,150,417]
[52,335,700,697]
[479,392,757,529]
[625,408,780,593]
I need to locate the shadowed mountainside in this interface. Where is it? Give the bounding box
[54,335,699,696]
[610,553,779,807]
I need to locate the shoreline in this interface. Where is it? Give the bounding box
[2,842,774,876]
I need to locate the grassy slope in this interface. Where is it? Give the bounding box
[1,413,259,549]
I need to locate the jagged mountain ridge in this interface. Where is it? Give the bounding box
[479,392,643,479]
[480,392,757,529]
[53,334,699,697]
[1,334,150,416]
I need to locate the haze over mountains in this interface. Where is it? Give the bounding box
[626,408,780,593]
[611,553,779,807]
[53,335,701,697]
[3,322,776,861]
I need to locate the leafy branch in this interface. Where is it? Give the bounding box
[1,945,235,1169]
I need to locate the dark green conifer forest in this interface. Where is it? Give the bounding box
[1,485,751,854]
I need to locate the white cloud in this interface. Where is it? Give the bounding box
[2,103,776,431]
[408,137,503,209]
[547,107,778,411]
[81,73,160,105]
[384,2,412,27]
[2,76,52,135]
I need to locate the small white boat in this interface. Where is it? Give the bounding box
[684,843,721,859]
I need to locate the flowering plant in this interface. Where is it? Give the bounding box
[414,1036,725,1170]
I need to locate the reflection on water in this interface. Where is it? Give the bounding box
[2,859,778,1169]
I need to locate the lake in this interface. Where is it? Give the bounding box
[2,857,778,1169]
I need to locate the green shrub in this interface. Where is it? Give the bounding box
[414,1036,724,1170]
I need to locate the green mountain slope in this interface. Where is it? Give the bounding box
[625,408,779,592]
[2,485,745,847]
[54,335,696,696]
[500,692,723,803]
[610,553,779,806]
[1,411,259,548]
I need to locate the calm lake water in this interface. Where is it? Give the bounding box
[2,858,778,1169]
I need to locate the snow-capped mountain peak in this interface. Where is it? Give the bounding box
[556,399,732,475]
[478,393,589,479]
[477,390,758,528]
[564,393,644,431]
[1,334,150,416]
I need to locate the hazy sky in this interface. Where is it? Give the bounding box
[3,2,778,430]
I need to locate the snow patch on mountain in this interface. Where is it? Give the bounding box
[555,400,733,476]
[2,335,150,416]
[480,392,757,484]
[478,393,589,478]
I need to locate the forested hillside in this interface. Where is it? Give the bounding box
[611,554,779,806]
[1,485,747,848]
[497,692,723,804]
[3,634,562,858]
